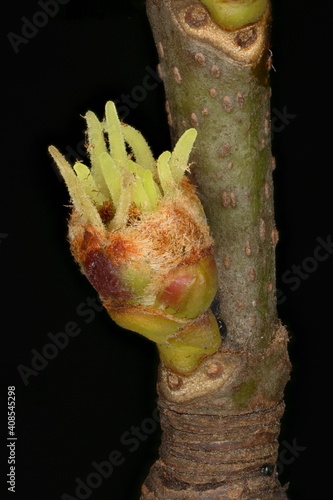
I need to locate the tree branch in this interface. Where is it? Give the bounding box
[141,1,291,497]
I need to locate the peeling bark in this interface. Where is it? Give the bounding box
[142,1,291,498]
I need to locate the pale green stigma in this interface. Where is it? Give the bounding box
[49,101,198,231]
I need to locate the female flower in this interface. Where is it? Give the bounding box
[49,101,221,374]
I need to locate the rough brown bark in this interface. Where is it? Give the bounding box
[141,324,289,499]
[141,1,291,498]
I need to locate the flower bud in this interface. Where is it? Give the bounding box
[200,0,268,30]
[49,101,222,374]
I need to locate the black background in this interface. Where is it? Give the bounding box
[1,1,332,499]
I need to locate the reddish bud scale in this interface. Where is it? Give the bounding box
[159,273,196,310]
[155,255,218,319]
[84,250,131,301]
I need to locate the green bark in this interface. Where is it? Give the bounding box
[141,1,290,498]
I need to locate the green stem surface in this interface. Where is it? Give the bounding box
[149,0,276,352]
[142,1,290,498]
